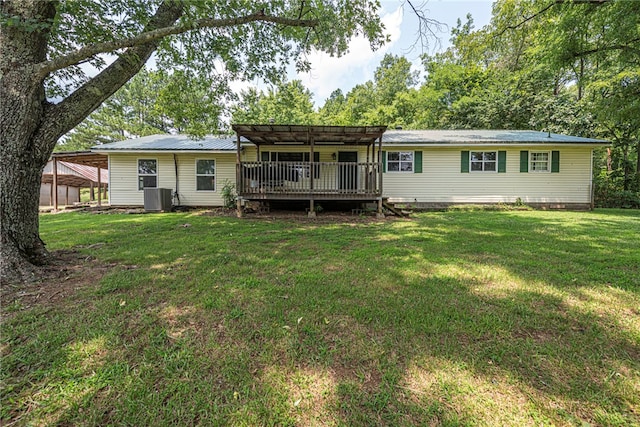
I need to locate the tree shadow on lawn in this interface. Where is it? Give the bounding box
[4,210,639,425]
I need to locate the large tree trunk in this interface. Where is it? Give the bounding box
[1,0,184,284]
[0,1,57,283]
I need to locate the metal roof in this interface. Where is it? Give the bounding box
[232,124,387,145]
[383,130,607,145]
[41,160,108,187]
[91,134,238,152]
[90,129,607,153]
[51,151,108,169]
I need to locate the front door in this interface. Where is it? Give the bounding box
[338,151,358,191]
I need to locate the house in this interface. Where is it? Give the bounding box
[91,126,608,213]
[40,156,108,207]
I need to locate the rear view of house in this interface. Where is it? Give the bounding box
[92,126,607,212]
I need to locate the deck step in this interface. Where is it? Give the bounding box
[382,201,409,217]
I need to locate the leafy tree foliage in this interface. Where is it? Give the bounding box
[59,68,228,151]
[232,80,317,125]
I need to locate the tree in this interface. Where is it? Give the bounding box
[318,89,348,124]
[491,0,640,196]
[231,80,317,125]
[0,0,387,282]
[60,67,229,151]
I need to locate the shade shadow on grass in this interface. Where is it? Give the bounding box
[2,209,639,425]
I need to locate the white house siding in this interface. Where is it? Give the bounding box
[382,146,593,204]
[108,153,236,206]
[107,145,594,206]
[173,153,236,206]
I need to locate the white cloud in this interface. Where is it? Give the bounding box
[295,6,404,105]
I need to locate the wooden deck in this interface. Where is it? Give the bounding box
[238,161,381,201]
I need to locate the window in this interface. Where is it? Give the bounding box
[470,151,497,172]
[271,152,304,162]
[265,152,320,178]
[196,159,215,191]
[530,151,550,172]
[387,151,413,172]
[138,159,157,190]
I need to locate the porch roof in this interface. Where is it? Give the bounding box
[232,124,387,146]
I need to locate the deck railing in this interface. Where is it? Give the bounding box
[238,161,381,197]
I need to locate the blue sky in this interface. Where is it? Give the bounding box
[290,0,494,105]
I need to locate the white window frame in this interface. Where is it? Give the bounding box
[137,158,158,191]
[387,151,414,173]
[470,151,498,173]
[530,151,551,173]
[195,159,216,191]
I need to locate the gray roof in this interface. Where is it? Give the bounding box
[92,134,238,151]
[92,130,607,152]
[383,130,607,145]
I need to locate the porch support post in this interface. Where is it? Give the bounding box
[97,166,102,207]
[377,135,383,196]
[52,157,58,211]
[377,135,384,218]
[308,131,316,217]
[309,133,314,192]
[236,133,243,217]
[90,181,95,201]
[366,144,370,190]
[308,200,316,216]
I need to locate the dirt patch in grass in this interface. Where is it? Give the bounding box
[0,249,114,321]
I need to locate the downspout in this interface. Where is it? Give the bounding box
[590,148,594,210]
[377,134,384,216]
[173,153,180,206]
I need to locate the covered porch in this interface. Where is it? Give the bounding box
[232,124,387,216]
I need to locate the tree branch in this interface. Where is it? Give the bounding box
[36,12,318,78]
[404,0,447,53]
[34,0,185,147]
[571,37,640,58]
[496,0,610,37]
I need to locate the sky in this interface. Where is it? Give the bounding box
[287,0,494,106]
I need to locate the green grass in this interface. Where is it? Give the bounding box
[2,209,639,426]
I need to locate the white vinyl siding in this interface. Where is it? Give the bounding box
[107,153,235,206]
[383,146,593,204]
[106,145,594,207]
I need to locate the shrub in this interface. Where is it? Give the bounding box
[221,180,237,209]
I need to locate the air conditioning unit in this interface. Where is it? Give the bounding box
[144,188,172,212]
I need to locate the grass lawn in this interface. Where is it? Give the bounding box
[1,209,639,426]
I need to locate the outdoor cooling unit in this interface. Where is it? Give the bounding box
[144,188,172,212]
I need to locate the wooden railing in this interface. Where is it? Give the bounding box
[238,161,381,197]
